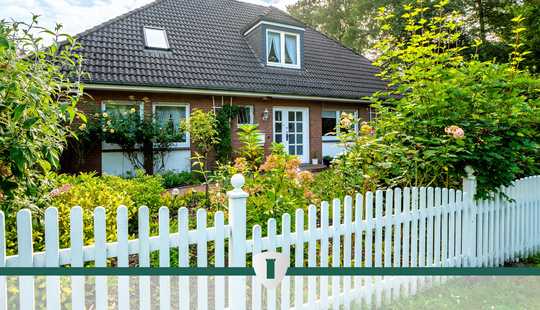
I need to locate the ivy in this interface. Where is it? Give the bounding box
[215,104,240,163]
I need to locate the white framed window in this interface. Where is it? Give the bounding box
[368,106,378,121]
[101,100,144,150]
[143,26,170,49]
[101,100,144,118]
[266,29,300,69]
[321,110,358,141]
[153,103,190,147]
[237,105,254,126]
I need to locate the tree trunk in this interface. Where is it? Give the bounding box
[476,0,486,43]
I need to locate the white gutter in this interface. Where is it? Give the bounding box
[83,84,368,103]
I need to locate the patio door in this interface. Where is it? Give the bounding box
[273,107,309,163]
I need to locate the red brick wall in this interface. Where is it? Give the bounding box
[60,89,370,174]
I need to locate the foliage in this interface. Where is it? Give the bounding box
[288,0,540,72]
[78,106,183,173]
[236,124,265,171]
[0,16,85,210]
[214,142,315,232]
[181,109,219,161]
[160,170,203,188]
[215,104,240,163]
[333,0,540,198]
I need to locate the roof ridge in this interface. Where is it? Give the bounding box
[75,0,166,38]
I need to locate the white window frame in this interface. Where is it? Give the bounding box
[321,109,358,142]
[152,102,190,148]
[101,100,145,150]
[266,29,301,69]
[237,105,254,127]
[143,26,170,50]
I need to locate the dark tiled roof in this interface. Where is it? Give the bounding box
[76,0,386,100]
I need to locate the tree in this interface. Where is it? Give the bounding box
[0,16,85,210]
[288,0,540,72]
[331,1,540,198]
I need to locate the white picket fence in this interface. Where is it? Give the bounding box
[0,171,539,309]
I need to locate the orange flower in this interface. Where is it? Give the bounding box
[233,157,248,172]
[297,170,314,183]
[259,155,280,172]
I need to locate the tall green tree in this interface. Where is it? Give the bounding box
[288,0,540,71]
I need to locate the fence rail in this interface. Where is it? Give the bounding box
[0,172,539,309]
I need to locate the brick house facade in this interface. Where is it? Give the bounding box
[61,0,385,175]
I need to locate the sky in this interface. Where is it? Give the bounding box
[0,0,298,36]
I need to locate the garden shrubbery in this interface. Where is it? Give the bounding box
[329,1,540,199]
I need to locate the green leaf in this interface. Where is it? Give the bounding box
[12,104,26,121]
[37,160,51,172]
[0,36,9,50]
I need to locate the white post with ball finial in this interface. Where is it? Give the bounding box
[228,174,248,309]
[463,165,478,266]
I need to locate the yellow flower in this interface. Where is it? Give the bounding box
[297,170,314,183]
[109,129,115,133]
[130,108,136,113]
[360,123,373,135]
[102,112,108,118]
[78,123,86,130]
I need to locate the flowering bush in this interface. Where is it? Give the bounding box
[78,107,183,173]
[336,1,540,198]
[213,126,315,231]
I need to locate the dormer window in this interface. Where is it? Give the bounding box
[266,29,300,68]
[143,26,169,49]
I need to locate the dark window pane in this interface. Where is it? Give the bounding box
[322,117,337,136]
[275,122,282,133]
[288,111,295,121]
[296,111,302,121]
[275,134,282,143]
[296,134,302,143]
[289,145,295,154]
[288,123,295,132]
[275,111,281,121]
[296,123,302,132]
[296,146,303,155]
[238,106,252,125]
[289,134,295,144]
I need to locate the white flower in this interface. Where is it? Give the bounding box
[171,188,180,196]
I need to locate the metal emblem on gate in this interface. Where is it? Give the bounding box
[253,252,289,289]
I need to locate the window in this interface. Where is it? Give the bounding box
[237,105,253,125]
[102,100,143,118]
[266,29,300,68]
[321,110,358,140]
[143,27,169,49]
[153,103,189,145]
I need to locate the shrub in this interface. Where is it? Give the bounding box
[0,16,85,211]
[160,171,203,188]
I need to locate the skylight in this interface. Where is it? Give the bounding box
[143,27,169,49]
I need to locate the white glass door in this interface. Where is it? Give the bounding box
[273,107,309,163]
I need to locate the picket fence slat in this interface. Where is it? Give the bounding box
[295,208,305,310]
[281,213,292,310]
[159,207,171,310]
[331,199,340,309]
[138,206,151,310]
[307,205,317,308]
[319,202,329,309]
[215,211,225,310]
[2,174,540,309]
[197,209,208,310]
[252,225,262,310]
[178,207,190,310]
[17,209,34,309]
[45,207,61,310]
[267,218,278,310]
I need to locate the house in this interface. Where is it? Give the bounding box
[61,0,386,176]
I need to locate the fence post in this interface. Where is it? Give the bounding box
[228,173,248,310]
[462,166,477,267]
